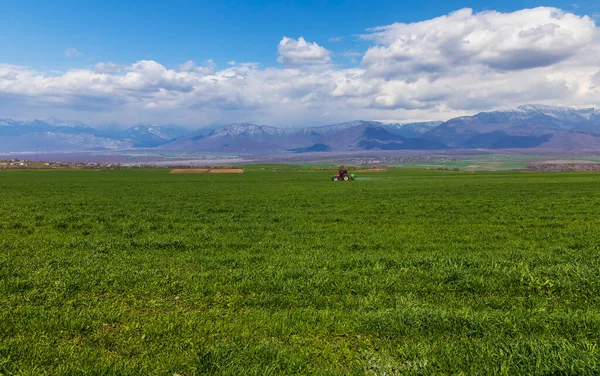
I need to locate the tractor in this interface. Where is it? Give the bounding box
[332,170,355,181]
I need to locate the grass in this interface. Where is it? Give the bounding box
[392,153,600,171]
[1,168,600,375]
[390,154,564,170]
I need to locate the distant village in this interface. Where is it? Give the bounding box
[0,159,117,170]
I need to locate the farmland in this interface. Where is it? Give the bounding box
[1,167,600,375]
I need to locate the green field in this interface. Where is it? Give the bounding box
[389,154,600,171]
[2,168,600,375]
[388,154,540,170]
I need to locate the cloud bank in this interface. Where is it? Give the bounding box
[1,7,598,126]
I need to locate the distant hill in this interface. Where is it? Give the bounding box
[2,105,600,153]
[384,121,443,138]
[424,105,600,149]
[108,124,189,147]
[160,120,445,153]
[0,119,188,151]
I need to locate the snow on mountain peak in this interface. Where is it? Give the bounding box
[516,104,586,118]
[43,117,87,128]
[210,123,284,137]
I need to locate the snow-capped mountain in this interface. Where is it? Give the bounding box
[384,121,444,138]
[301,120,380,135]
[514,104,600,119]
[118,124,189,147]
[0,119,188,151]
[0,132,132,152]
[208,123,285,138]
[425,104,600,149]
[2,105,600,154]
[42,118,89,128]
[160,121,446,153]
[0,118,98,137]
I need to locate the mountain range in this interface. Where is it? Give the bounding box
[1,104,600,154]
[0,119,190,152]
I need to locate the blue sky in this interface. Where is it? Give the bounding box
[1,0,596,71]
[0,1,599,126]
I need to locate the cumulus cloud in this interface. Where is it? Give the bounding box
[94,62,125,74]
[361,7,596,76]
[0,71,18,81]
[177,60,195,72]
[593,70,600,86]
[175,59,216,74]
[1,7,599,126]
[277,37,332,66]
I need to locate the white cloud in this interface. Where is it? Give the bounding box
[0,71,18,81]
[277,37,332,66]
[64,48,83,57]
[177,60,195,72]
[1,7,599,126]
[175,59,215,74]
[94,62,125,74]
[362,7,595,75]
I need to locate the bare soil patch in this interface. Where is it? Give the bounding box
[355,168,388,172]
[170,169,210,174]
[170,168,244,174]
[465,165,496,170]
[207,168,244,174]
